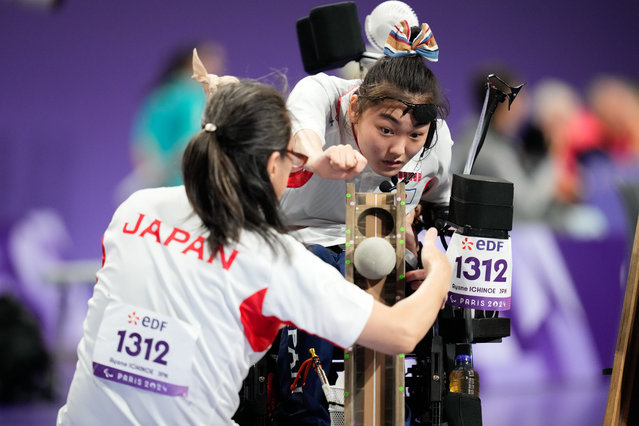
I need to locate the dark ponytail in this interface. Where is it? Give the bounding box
[182,81,291,255]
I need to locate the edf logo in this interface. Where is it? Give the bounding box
[127,311,167,331]
[475,239,504,252]
[142,316,168,331]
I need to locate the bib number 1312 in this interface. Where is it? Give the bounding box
[116,330,169,365]
[454,256,508,283]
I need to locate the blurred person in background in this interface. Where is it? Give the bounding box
[114,41,229,204]
[530,78,612,237]
[531,79,604,203]
[582,75,639,238]
[587,75,639,165]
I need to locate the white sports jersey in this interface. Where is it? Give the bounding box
[57,186,373,426]
[280,73,453,247]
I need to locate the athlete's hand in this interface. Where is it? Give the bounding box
[405,228,450,310]
[404,207,421,259]
[306,145,367,180]
[405,268,427,291]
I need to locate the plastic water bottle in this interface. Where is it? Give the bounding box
[448,354,480,397]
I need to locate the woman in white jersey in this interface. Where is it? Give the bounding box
[56,51,452,425]
[275,21,453,424]
[280,21,452,260]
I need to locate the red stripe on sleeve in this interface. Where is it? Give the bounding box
[101,234,106,268]
[287,170,314,188]
[240,288,287,352]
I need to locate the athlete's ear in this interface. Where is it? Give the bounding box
[348,94,360,124]
[267,151,282,180]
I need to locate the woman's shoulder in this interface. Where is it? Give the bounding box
[113,186,190,221]
[236,231,315,272]
[291,73,360,99]
[122,186,186,206]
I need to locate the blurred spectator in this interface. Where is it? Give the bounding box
[114,41,229,203]
[452,67,559,223]
[0,209,75,403]
[0,293,54,403]
[583,75,639,238]
[530,78,606,204]
[530,78,623,238]
[586,75,639,165]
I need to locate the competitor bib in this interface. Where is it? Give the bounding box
[445,233,512,311]
[92,302,200,396]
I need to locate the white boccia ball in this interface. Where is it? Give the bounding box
[353,237,396,280]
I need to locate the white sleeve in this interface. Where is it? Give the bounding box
[262,237,374,349]
[287,74,338,147]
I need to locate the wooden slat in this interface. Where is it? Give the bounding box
[344,183,406,425]
[605,218,639,425]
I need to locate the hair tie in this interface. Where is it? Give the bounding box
[204,123,217,133]
[191,48,240,100]
[383,20,439,62]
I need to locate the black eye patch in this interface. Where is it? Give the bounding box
[376,97,438,125]
[404,103,438,125]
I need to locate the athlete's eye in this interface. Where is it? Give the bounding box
[380,127,392,135]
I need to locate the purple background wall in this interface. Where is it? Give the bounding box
[1,1,637,423]
[1,0,637,261]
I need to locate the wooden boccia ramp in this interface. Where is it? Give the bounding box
[343,182,407,425]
